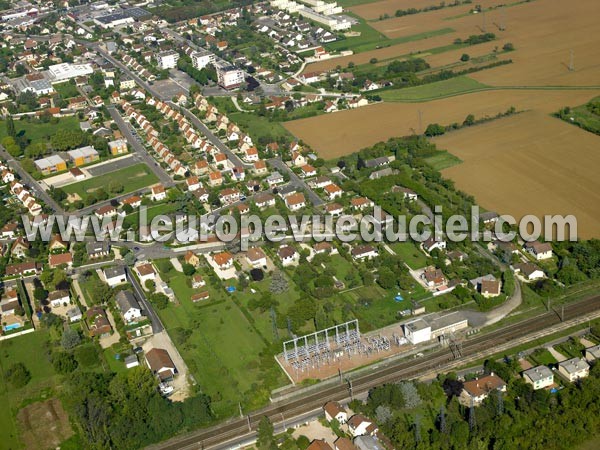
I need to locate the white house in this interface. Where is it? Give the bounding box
[48,290,70,308]
[150,184,167,201]
[523,366,554,390]
[116,290,142,323]
[460,374,507,406]
[513,263,545,281]
[347,414,377,437]
[246,247,267,268]
[277,245,298,266]
[324,401,348,424]
[135,263,157,284]
[351,245,378,260]
[524,241,553,260]
[285,193,306,211]
[104,266,127,287]
[558,357,590,382]
[423,236,447,254]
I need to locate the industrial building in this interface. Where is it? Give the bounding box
[403,311,469,345]
[47,63,94,83]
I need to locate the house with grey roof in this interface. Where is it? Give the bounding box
[115,290,142,323]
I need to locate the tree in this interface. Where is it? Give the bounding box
[399,382,422,408]
[182,263,195,276]
[256,416,276,450]
[149,293,169,310]
[425,123,446,136]
[6,362,31,388]
[503,42,514,51]
[61,328,82,350]
[34,286,48,303]
[463,114,475,126]
[460,53,470,62]
[6,115,15,138]
[53,351,78,373]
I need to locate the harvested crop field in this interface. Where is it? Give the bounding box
[17,399,73,450]
[434,111,600,239]
[284,88,600,157]
[350,0,445,20]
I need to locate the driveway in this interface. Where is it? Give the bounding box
[170,257,183,273]
[547,346,568,362]
[462,280,523,328]
[99,308,121,349]
[142,330,191,401]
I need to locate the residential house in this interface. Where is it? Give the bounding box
[95,204,117,219]
[219,188,241,205]
[266,171,284,186]
[334,438,357,450]
[186,176,202,192]
[347,414,378,437]
[460,374,507,406]
[135,263,157,284]
[208,171,223,187]
[254,160,269,176]
[285,192,306,211]
[184,250,200,268]
[524,241,553,260]
[104,266,127,287]
[49,234,68,252]
[324,401,348,424]
[122,195,142,209]
[87,306,112,337]
[246,247,267,268]
[48,252,73,268]
[116,290,142,323]
[423,236,447,253]
[513,262,545,281]
[351,197,374,211]
[191,291,210,302]
[191,274,205,289]
[291,151,306,167]
[480,279,501,297]
[307,440,333,450]
[151,184,167,201]
[48,290,70,307]
[34,155,67,175]
[10,236,29,258]
[300,164,317,178]
[212,251,233,270]
[324,183,343,200]
[391,186,418,201]
[422,266,447,288]
[4,261,40,276]
[325,203,344,216]
[558,357,590,382]
[351,245,378,260]
[86,241,110,259]
[66,307,83,323]
[146,348,177,380]
[523,365,554,390]
[278,245,298,266]
[255,193,276,209]
[1,222,18,239]
[585,344,600,362]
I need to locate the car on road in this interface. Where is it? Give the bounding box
[133,246,140,251]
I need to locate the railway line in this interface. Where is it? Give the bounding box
[149,295,600,450]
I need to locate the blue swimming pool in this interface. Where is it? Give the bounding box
[3,323,21,332]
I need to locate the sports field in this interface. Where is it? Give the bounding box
[434,111,600,239]
[62,163,159,198]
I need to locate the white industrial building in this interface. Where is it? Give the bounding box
[270,0,351,30]
[47,63,94,83]
[216,65,245,90]
[404,311,469,345]
[156,50,180,70]
[191,49,215,70]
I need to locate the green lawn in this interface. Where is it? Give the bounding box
[62,163,159,198]
[0,331,60,449]
[123,202,180,228]
[0,117,80,142]
[325,16,454,54]
[53,81,80,99]
[379,76,489,102]
[156,264,287,416]
[229,111,292,144]
[337,0,380,6]
[528,348,558,366]
[390,242,429,269]
[423,151,463,171]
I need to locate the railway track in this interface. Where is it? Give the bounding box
[149,295,600,450]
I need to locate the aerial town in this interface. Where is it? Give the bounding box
[0,0,599,449]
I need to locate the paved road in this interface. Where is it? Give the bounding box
[268,157,324,207]
[0,144,66,215]
[172,102,249,168]
[85,154,139,177]
[106,105,175,187]
[125,264,164,334]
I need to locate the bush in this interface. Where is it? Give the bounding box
[53,351,78,374]
[460,53,470,62]
[6,362,31,388]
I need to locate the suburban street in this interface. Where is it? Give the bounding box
[106,105,175,187]
[125,264,164,334]
[268,157,324,207]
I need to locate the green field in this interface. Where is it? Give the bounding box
[389,241,430,269]
[53,82,80,99]
[528,348,558,366]
[0,331,61,449]
[0,117,80,142]
[337,0,380,6]
[564,97,600,135]
[325,17,454,54]
[423,151,463,171]
[62,163,159,199]
[156,264,287,416]
[230,111,292,144]
[123,202,180,228]
[379,76,489,102]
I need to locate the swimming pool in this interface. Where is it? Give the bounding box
[3,323,21,332]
